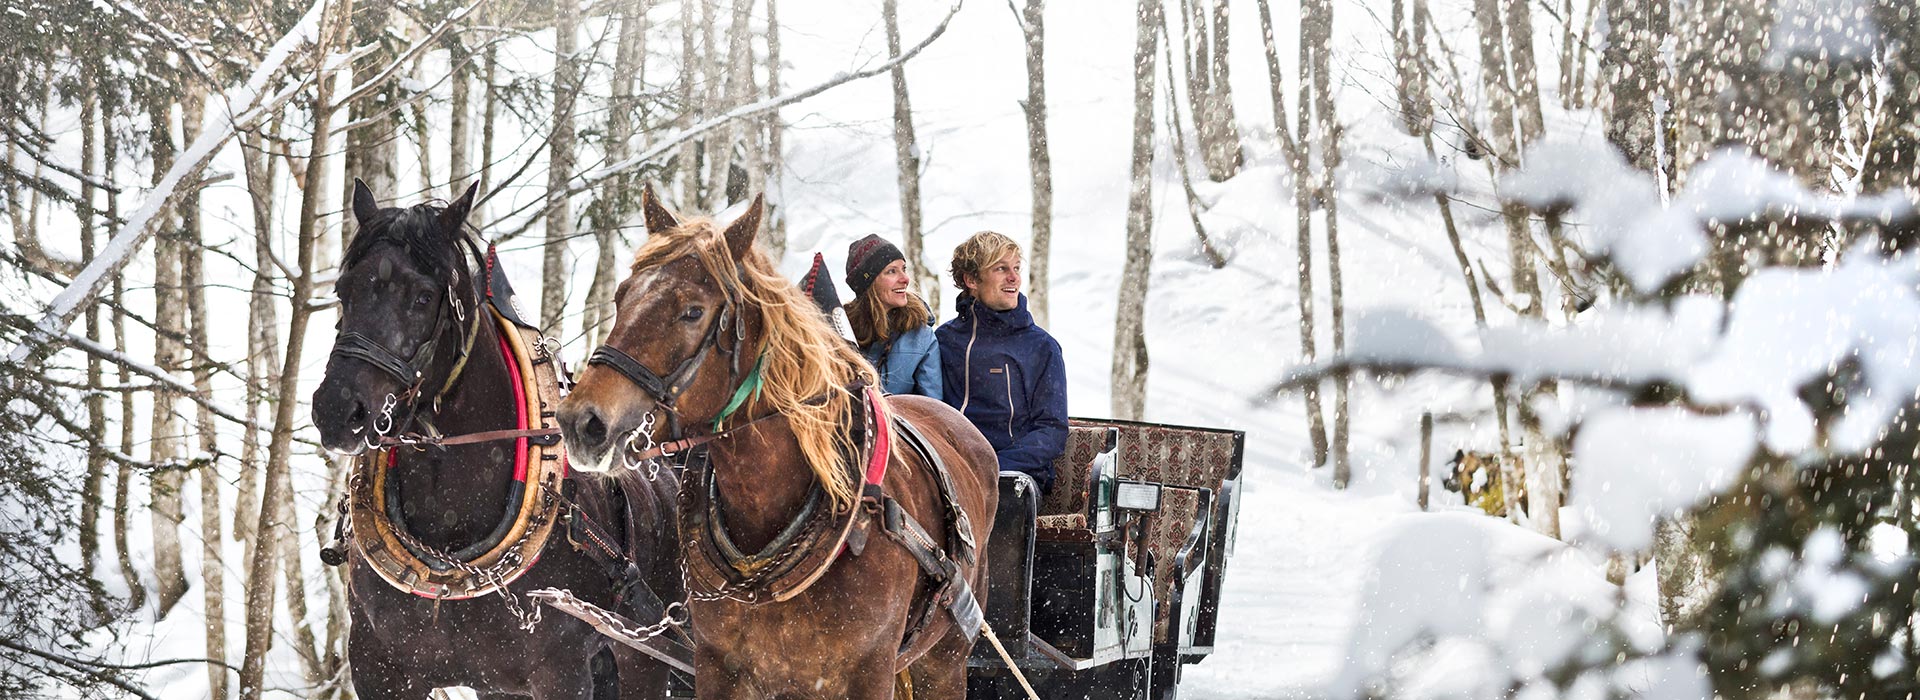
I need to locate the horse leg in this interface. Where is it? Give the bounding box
[906,629,975,700]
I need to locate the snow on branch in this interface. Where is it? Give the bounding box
[5,0,330,371]
[489,0,967,240]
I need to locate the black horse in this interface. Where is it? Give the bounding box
[311,181,680,699]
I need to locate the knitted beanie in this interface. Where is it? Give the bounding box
[845,234,906,298]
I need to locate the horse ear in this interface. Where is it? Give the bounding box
[641,182,681,234]
[721,194,765,262]
[440,181,479,231]
[352,178,380,226]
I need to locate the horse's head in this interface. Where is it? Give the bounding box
[311,179,480,455]
[558,185,769,471]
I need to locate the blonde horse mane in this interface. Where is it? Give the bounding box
[631,218,878,511]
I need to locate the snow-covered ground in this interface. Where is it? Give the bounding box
[28,0,1664,696]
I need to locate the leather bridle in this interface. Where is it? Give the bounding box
[329,233,490,443]
[585,260,752,442]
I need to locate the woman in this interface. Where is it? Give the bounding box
[844,234,943,400]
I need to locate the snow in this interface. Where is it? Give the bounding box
[1567,407,1758,552]
[1687,244,1920,453]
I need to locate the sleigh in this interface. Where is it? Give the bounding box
[964,418,1247,700]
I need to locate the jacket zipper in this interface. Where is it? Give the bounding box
[1004,363,1015,440]
[960,312,979,412]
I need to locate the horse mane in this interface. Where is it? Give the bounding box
[631,219,879,511]
[342,201,464,278]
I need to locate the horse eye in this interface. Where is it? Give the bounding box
[414,292,434,307]
[681,307,704,322]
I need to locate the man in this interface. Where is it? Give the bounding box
[936,231,1068,493]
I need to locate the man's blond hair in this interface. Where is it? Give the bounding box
[949,231,1022,292]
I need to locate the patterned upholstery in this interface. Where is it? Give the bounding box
[1135,486,1206,641]
[1104,423,1239,491]
[1038,425,1110,518]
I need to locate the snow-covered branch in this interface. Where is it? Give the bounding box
[5,0,331,371]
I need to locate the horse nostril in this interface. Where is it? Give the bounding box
[346,399,368,426]
[580,410,608,448]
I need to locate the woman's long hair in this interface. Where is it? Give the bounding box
[845,285,931,350]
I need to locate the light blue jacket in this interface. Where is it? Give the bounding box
[862,323,944,401]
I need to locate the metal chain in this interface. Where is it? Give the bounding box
[528,588,688,645]
[369,475,559,632]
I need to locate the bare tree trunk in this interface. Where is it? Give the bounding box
[450,37,472,188]
[146,92,190,618]
[276,482,324,685]
[103,101,146,613]
[676,0,702,203]
[1293,0,1329,469]
[1016,0,1052,327]
[79,77,106,599]
[585,0,650,347]
[1111,0,1160,421]
[479,44,499,218]
[713,0,756,206]
[762,0,789,259]
[176,87,229,699]
[239,6,347,697]
[1602,0,1667,173]
[1389,0,1431,137]
[542,0,580,333]
[235,124,283,552]
[1866,0,1920,196]
[885,0,938,311]
[1254,0,1300,164]
[1179,0,1242,181]
[1161,34,1228,269]
[1306,0,1350,488]
[697,0,723,209]
[341,1,399,254]
[1505,0,1547,146]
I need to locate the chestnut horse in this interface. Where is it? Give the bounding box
[556,188,998,699]
[311,182,681,699]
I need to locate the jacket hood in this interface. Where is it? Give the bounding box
[955,292,1034,332]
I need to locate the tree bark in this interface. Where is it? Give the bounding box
[1179,0,1242,181]
[239,5,347,697]
[1294,0,1329,469]
[235,125,283,552]
[1601,0,1667,173]
[885,0,938,313]
[1306,0,1350,488]
[449,35,472,188]
[762,0,789,259]
[145,91,190,618]
[1254,0,1301,169]
[479,44,499,218]
[1111,0,1160,421]
[79,77,105,602]
[585,0,650,347]
[177,86,228,700]
[1161,34,1228,270]
[1505,0,1547,146]
[676,0,702,204]
[542,0,580,333]
[1016,0,1052,327]
[103,98,146,614]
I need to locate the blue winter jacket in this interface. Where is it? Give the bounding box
[861,322,944,401]
[935,293,1068,492]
